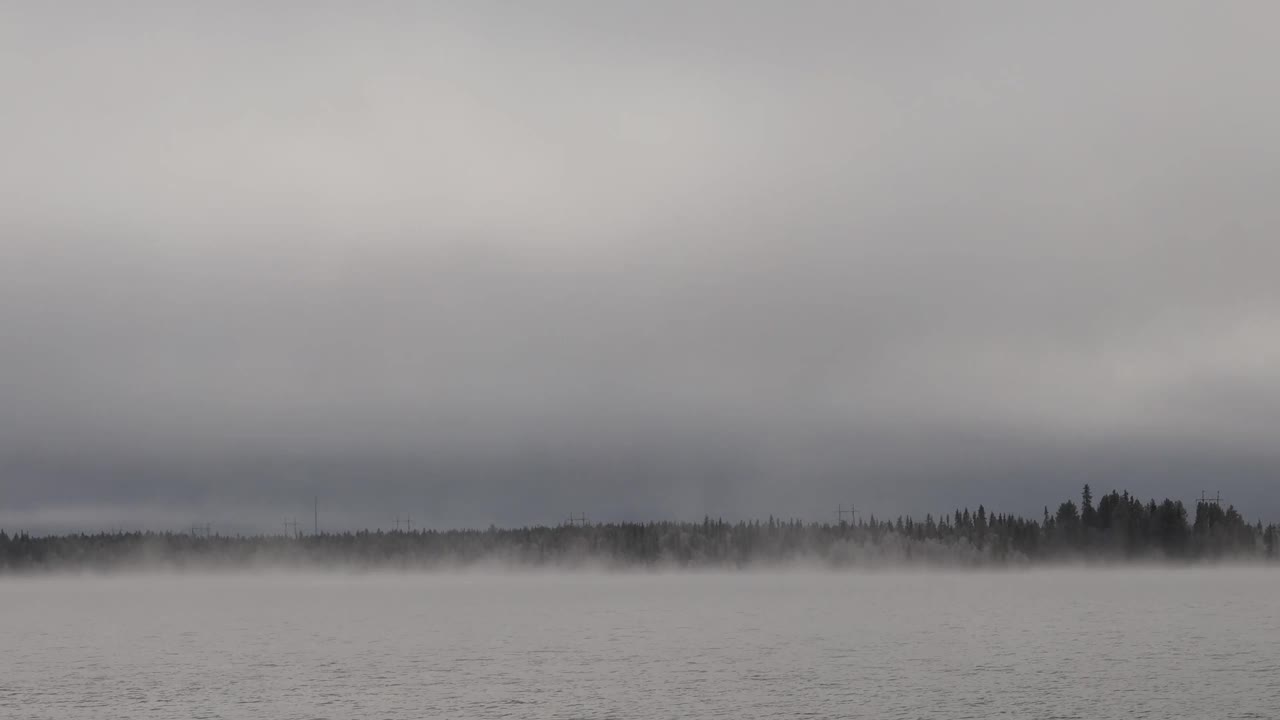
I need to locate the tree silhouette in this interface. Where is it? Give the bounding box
[1,486,1274,572]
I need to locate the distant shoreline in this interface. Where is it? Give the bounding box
[4,486,1278,573]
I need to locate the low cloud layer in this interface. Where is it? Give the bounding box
[3,3,1279,532]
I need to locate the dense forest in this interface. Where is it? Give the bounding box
[2,486,1278,572]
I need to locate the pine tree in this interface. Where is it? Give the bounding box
[1081,484,1096,529]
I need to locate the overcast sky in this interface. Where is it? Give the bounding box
[3,2,1279,533]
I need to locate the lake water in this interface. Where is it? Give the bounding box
[2,568,1278,719]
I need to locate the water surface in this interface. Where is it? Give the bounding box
[3,568,1277,718]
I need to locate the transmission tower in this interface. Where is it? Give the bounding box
[836,504,862,525]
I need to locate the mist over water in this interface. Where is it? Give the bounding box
[3,569,1277,719]
[6,489,1276,574]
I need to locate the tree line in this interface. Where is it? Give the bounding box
[2,485,1278,572]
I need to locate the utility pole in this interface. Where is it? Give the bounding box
[566,512,588,527]
[314,496,319,536]
[283,518,299,538]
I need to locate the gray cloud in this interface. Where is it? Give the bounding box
[3,2,1280,532]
